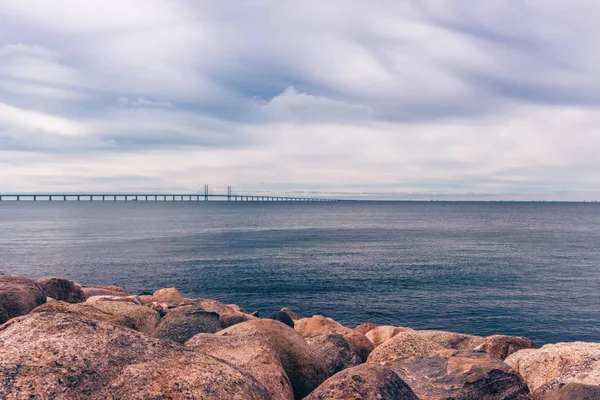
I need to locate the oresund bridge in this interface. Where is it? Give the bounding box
[0,186,339,202]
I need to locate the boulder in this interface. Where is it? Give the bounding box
[390,349,530,400]
[295,315,374,362]
[0,270,5,275]
[217,318,328,399]
[505,341,600,392]
[88,300,160,335]
[219,310,257,328]
[183,297,255,328]
[266,311,295,328]
[366,325,414,347]
[81,287,128,299]
[533,383,600,400]
[96,285,127,294]
[415,329,486,350]
[304,363,418,400]
[475,334,538,360]
[86,295,141,305]
[281,307,300,320]
[305,333,362,376]
[153,304,221,343]
[355,322,378,335]
[367,331,444,363]
[0,274,46,324]
[227,303,246,313]
[37,277,85,303]
[532,355,600,399]
[30,301,136,330]
[186,333,294,400]
[0,311,271,399]
[153,287,184,303]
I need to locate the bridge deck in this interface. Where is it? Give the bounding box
[0,194,338,202]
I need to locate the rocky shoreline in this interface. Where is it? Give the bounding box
[1,272,599,399]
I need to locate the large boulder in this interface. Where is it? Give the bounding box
[475,334,538,360]
[152,287,184,303]
[0,274,46,324]
[85,295,141,305]
[505,341,600,392]
[390,349,531,400]
[30,301,136,330]
[305,333,362,376]
[266,311,295,328]
[366,325,414,347]
[295,315,374,362]
[153,304,221,343]
[367,331,444,363]
[533,383,600,400]
[0,311,271,399]
[81,286,128,299]
[415,329,486,350]
[304,363,418,400]
[355,322,378,335]
[532,355,600,399]
[186,333,294,400]
[37,277,84,303]
[217,318,328,399]
[88,300,160,335]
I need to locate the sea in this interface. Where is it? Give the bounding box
[1,201,599,345]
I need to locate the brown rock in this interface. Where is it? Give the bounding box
[475,334,538,360]
[153,304,221,343]
[217,318,328,399]
[30,301,136,330]
[186,333,294,400]
[96,285,127,294]
[88,300,160,335]
[0,274,46,324]
[304,363,418,400]
[533,383,600,400]
[295,315,374,362]
[355,322,378,335]
[366,325,415,347]
[0,311,271,399]
[227,303,246,313]
[153,287,184,303]
[85,295,141,305]
[281,307,300,320]
[390,349,530,400]
[81,287,128,299]
[305,334,362,376]
[367,331,445,363]
[415,329,486,350]
[37,277,85,303]
[532,355,600,399]
[505,341,600,392]
[219,310,257,328]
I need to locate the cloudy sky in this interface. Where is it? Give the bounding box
[1,1,599,200]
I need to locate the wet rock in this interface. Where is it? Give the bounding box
[475,334,538,360]
[305,333,362,376]
[281,307,300,320]
[85,295,142,305]
[295,315,374,362]
[186,333,294,400]
[266,311,295,328]
[217,318,328,399]
[532,355,600,399]
[37,277,85,303]
[366,325,415,347]
[152,287,184,303]
[89,300,160,334]
[533,383,600,400]
[82,286,128,299]
[390,349,531,400]
[355,322,378,335]
[30,301,137,330]
[0,311,271,399]
[0,274,46,324]
[505,341,600,392]
[304,363,418,400]
[367,331,444,363]
[153,304,221,343]
[415,329,486,350]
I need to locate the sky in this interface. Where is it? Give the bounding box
[1,1,600,200]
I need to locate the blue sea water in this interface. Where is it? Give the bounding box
[1,201,599,345]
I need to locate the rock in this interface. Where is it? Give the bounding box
[219,310,257,329]
[0,270,5,275]
[217,318,328,399]
[153,304,221,343]
[37,277,85,303]
[505,341,600,392]
[415,329,486,350]
[281,307,300,320]
[227,303,246,313]
[295,315,374,362]
[251,311,260,317]
[0,311,271,399]
[88,300,160,335]
[367,331,445,363]
[0,274,46,324]
[181,297,256,328]
[153,287,184,303]
[355,322,378,335]
[266,311,295,328]
[304,363,418,400]
[81,287,128,299]
[186,333,294,400]
[532,355,600,399]
[305,333,362,376]
[475,334,538,360]
[96,285,128,294]
[86,295,141,305]
[366,325,415,347]
[30,301,137,330]
[533,383,600,400]
[390,349,531,400]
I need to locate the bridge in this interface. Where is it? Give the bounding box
[0,186,339,202]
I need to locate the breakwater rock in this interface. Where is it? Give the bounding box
[0,272,598,399]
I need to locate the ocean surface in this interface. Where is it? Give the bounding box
[1,201,599,344]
